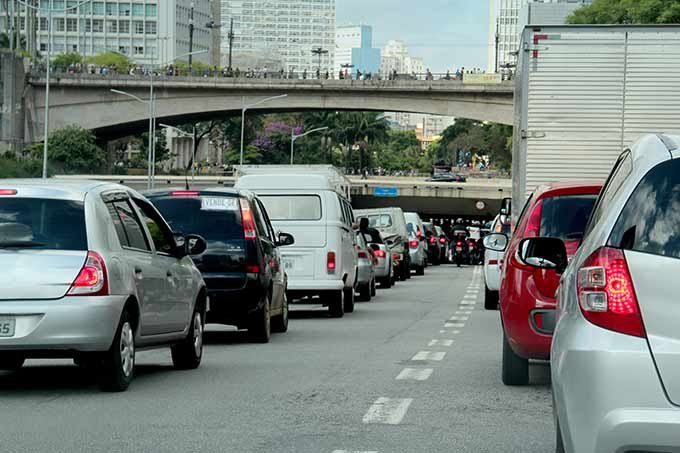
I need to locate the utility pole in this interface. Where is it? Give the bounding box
[188,1,194,73]
[311,47,328,74]
[227,17,234,71]
[494,18,500,73]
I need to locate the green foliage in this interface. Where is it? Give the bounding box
[86,52,134,70]
[374,130,422,171]
[130,131,171,168]
[172,60,214,75]
[568,0,680,24]
[433,119,512,170]
[52,52,82,72]
[0,155,44,178]
[29,126,106,174]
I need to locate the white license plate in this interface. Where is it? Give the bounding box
[0,318,15,337]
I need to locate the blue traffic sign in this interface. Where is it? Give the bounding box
[374,187,399,197]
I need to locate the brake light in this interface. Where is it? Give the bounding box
[488,259,498,265]
[439,238,446,244]
[374,250,386,258]
[576,247,645,338]
[429,236,436,244]
[524,199,543,237]
[409,240,419,249]
[327,251,336,273]
[245,264,260,274]
[358,250,369,259]
[171,191,200,197]
[392,253,401,260]
[68,251,108,296]
[456,241,463,246]
[239,198,257,240]
[0,189,17,195]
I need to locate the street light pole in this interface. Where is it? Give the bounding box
[228,17,234,71]
[188,1,194,74]
[290,126,328,165]
[239,94,288,166]
[311,47,328,75]
[41,0,52,179]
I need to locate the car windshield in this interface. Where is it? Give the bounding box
[150,195,244,241]
[0,198,87,250]
[367,214,393,228]
[258,195,322,221]
[540,195,598,241]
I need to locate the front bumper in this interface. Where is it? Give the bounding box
[0,295,127,353]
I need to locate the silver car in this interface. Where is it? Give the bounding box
[359,230,393,289]
[355,231,376,302]
[510,134,680,453]
[0,180,208,392]
[404,212,427,276]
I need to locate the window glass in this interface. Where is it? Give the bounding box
[256,199,276,240]
[0,198,87,251]
[367,214,393,228]
[133,200,174,254]
[586,151,632,236]
[131,3,144,16]
[609,158,680,259]
[258,195,322,221]
[251,200,271,240]
[145,4,156,17]
[112,200,149,251]
[540,195,597,241]
[105,202,129,247]
[92,1,104,15]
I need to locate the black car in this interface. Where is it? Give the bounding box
[422,222,441,265]
[147,189,294,343]
[429,173,467,183]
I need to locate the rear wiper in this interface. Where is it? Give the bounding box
[0,241,46,248]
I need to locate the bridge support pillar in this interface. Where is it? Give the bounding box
[0,52,26,154]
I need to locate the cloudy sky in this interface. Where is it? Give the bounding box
[336,0,492,73]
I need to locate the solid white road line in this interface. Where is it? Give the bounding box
[428,339,453,347]
[411,351,446,361]
[396,368,434,381]
[362,398,414,425]
[332,450,378,453]
[445,322,465,328]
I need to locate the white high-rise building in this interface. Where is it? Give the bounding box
[220,0,335,73]
[0,0,214,66]
[380,39,425,76]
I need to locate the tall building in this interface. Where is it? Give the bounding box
[220,0,335,73]
[335,25,380,76]
[380,39,425,76]
[0,0,214,66]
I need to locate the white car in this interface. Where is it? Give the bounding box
[484,214,511,310]
[235,168,358,318]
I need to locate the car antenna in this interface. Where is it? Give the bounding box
[184,163,191,190]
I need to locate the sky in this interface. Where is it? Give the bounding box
[336,0,491,73]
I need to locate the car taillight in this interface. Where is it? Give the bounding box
[439,238,446,244]
[392,253,401,260]
[68,251,108,296]
[327,251,336,273]
[409,240,419,248]
[239,198,257,240]
[576,247,646,338]
[358,250,369,259]
[524,199,543,237]
[488,259,498,265]
[171,191,200,197]
[245,264,260,274]
[456,241,463,246]
[0,189,17,195]
[374,250,386,258]
[429,236,436,244]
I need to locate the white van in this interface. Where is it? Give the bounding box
[235,169,358,318]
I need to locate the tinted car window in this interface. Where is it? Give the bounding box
[0,198,87,250]
[150,196,243,241]
[586,151,631,236]
[368,214,393,228]
[112,200,150,251]
[259,195,322,221]
[133,199,175,254]
[105,202,129,247]
[251,199,272,240]
[540,195,597,241]
[609,158,680,259]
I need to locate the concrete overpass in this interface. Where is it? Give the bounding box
[22,73,513,142]
[54,175,511,218]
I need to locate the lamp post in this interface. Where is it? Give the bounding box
[188,1,195,73]
[239,94,288,166]
[291,127,328,165]
[311,47,328,74]
[160,123,196,183]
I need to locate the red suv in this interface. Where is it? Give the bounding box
[498,182,602,385]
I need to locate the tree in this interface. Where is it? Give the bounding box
[29,126,106,174]
[52,52,82,72]
[130,130,171,168]
[374,130,422,171]
[568,0,680,24]
[87,52,133,71]
[0,155,43,178]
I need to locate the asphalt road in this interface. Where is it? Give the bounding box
[0,265,554,453]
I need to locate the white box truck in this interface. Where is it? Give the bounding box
[511,25,680,219]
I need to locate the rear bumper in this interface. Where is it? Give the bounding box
[0,295,127,353]
[409,248,425,267]
[287,278,345,292]
[206,280,265,325]
[374,260,390,278]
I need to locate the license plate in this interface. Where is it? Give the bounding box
[456,247,463,252]
[0,318,15,337]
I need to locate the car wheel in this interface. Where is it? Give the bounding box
[379,276,392,289]
[370,278,377,297]
[484,285,499,310]
[344,286,355,313]
[272,292,289,333]
[358,283,371,302]
[0,353,25,371]
[416,265,425,276]
[172,305,205,369]
[502,332,529,386]
[97,310,135,392]
[248,294,272,343]
[328,290,344,318]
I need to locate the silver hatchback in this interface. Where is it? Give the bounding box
[516,134,680,453]
[0,180,208,392]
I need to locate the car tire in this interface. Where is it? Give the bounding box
[379,276,392,289]
[370,278,377,297]
[271,293,289,333]
[502,333,529,386]
[0,353,25,371]
[484,285,499,310]
[344,286,355,313]
[415,265,425,276]
[248,295,272,343]
[328,290,344,318]
[172,305,205,369]
[97,310,135,392]
[358,283,371,302]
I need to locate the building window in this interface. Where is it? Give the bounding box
[54,18,65,32]
[145,4,157,17]
[119,3,131,16]
[118,46,128,54]
[118,20,130,33]
[93,2,104,15]
[106,19,117,33]
[144,21,156,35]
[66,18,77,32]
[39,17,48,31]
[132,3,144,17]
[92,19,103,33]
[134,46,144,55]
[105,3,116,16]
[133,20,144,34]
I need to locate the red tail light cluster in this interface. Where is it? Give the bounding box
[239,198,257,240]
[68,252,108,296]
[245,264,260,274]
[456,241,463,246]
[327,251,336,273]
[409,240,419,249]
[358,250,369,259]
[577,247,646,338]
[374,250,386,259]
[171,191,200,197]
[429,236,436,244]
[439,238,446,244]
[0,189,17,196]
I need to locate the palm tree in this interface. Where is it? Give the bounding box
[334,112,389,170]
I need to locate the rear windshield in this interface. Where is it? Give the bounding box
[367,214,393,228]
[540,195,597,241]
[259,195,322,221]
[150,196,243,241]
[0,198,87,250]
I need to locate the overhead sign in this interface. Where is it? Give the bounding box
[373,187,399,197]
[463,73,502,85]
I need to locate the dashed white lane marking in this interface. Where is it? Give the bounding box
[456,311,472,315]
[449,316,469,321]
[411,351,446,361]
[362,398,413,425]
[428,339,453,347]
[445,322,465,328]
[439,330,446,333]
[396,368,434,381]
[463,294,477,299]
[332,450,378,453]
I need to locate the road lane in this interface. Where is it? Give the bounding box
[0,265,553,453]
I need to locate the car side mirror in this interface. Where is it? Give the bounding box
[500,197,512,216]
[483,233,509,252]
[517,237,568,274]
[186,234,207,256]
[277,232,295,247]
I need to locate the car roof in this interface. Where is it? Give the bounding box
[532,180,603,199]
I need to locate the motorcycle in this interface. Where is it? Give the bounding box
[468,239,483,265]
[451,235,469,267]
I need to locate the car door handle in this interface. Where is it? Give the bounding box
[134,267,143,279]
[166,271,173,278]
